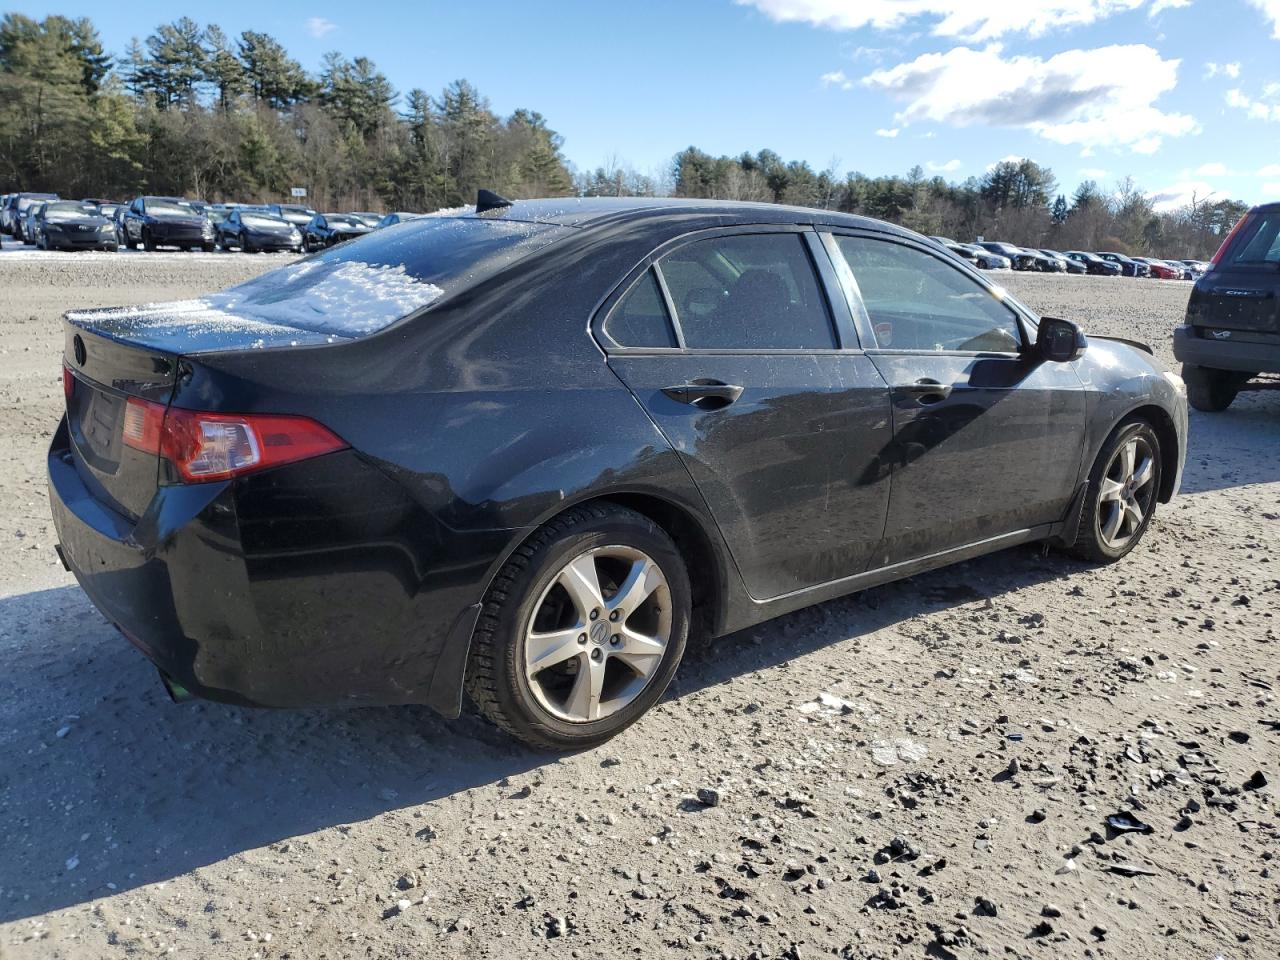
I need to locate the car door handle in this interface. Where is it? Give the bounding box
[662,380,744,408]
[895,379,953,405]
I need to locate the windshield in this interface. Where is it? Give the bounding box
[45,202,96,220]
[186,217,567,339]
[325,215,362,228]
[242,214,289,228]
[146,200,195,217]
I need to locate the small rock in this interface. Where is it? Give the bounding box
[1041,903,1063,918]
[55,726,71,739]
[696,788,721,808]
[973,896,998,917]
[1028,808,1047,824]
[1243,771,1267,792]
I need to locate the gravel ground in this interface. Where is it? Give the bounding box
[0,257,1276,960]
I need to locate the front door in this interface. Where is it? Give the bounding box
[600,229,894,601]
[828,232,1086,566]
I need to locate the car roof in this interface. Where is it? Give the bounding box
[439,196,919,237]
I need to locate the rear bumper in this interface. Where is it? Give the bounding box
[1173,326,1280,374]
[47,418,496,714]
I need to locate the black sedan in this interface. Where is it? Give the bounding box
[975,241,1039,271]
[121,197,216,251]
[1064,251,1122,276]
[946,242,1009,270]
[215,209,303,253]
[33,201,118,251]
[302,213,373,250]
[1097,252,1148,277]
[1039,249,1085,274]
[48,197,1188,750]
[267,203,319,228]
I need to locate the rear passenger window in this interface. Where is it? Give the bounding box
[658,234,836,350]
[604,268,677,347]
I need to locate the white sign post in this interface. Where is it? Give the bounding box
[290,187,307,198]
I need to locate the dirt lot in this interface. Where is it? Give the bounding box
[1,255,1276,960]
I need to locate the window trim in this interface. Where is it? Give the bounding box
[592,224,860,356]
[823,229,1035,358]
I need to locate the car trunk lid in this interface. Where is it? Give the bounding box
[62,320,178,521]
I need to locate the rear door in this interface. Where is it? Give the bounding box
[1193,211,1280,334]
[598,226,894,602]
[827,231,1086,565]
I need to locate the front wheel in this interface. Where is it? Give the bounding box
[142,230,156,252]
[201,242,214,253]
[1183,364,1246,412]
[466,503,691,751]
[1068,420,1162,563]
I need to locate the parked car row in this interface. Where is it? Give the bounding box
[924,233,1206,280]
[1,191,425,253]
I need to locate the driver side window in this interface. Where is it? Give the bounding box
[834,236,1022,353]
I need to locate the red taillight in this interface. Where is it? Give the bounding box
[1210,212,1253,267]
[62,364,74,402]
[122,398,346,483]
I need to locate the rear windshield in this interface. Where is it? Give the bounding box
[1227,214,1280,266]
[194,216,567,338]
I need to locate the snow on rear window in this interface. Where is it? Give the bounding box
[206,216,566,337]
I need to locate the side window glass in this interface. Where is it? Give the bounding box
[603,268,677,348]
[658,233,835,350]
[834,236,1022,353]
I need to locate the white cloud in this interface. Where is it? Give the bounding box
[1263,182,1280,197]
[1196,162,1229,176]
[1246,0,1280,37]
[306,17,337,38]
[1149,0,1191,14]
[736,0,1175,41]
[863,44,1197,153]
[1146,179,1218,212]
[927,159,962,172]
[874,127,900,137]
[1080,167,1110,178]
[1204,61,1241,79]
[1258,164,1280,176]
[1226,87,1280,122]
[820,70,854,89]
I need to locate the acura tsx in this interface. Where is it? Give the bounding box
[48,196,1188,749]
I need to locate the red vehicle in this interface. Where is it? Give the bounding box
[1133,257,1179,280]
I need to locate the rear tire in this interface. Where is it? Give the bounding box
[142,230,156,252]
[466,503,691,751]
[201,242,215,253]
[1068,419,1162,564]
[1183,364,1245,412]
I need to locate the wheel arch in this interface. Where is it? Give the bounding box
[1123,403,1180,503]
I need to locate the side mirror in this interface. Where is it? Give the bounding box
[1036,316,1087,363]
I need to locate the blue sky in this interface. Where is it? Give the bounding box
[16,0,1280,206]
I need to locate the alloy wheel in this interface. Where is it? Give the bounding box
[523,545,671,723]
[1096,436,1156,549]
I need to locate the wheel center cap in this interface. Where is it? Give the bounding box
[589,621,610,646]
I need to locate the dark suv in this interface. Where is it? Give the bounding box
[1175,203,1280,410]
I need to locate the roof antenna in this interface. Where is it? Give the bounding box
[476,189,513,214]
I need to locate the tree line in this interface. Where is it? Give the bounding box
[650,149,1247,260]
[0,13,1249,257]
[0,13,573,211]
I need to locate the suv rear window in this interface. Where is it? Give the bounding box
[203,217,567,337]
[1227,214,1280,266]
